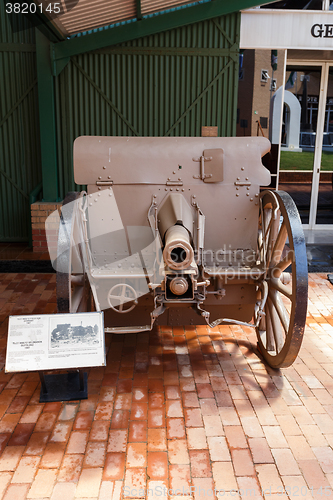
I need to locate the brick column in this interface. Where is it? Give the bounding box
[31,202,62,253]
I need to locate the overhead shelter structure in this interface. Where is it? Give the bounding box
[0,0,272,242]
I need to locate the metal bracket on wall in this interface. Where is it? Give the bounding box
[192,156,213,181]
[50,42,70,76]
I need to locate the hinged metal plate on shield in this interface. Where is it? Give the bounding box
[202,149,223,183]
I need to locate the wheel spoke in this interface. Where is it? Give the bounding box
[271,221,288,267]
[109,295,122,303]
[267,297,285,353]
[71,274,84,286]
[265,304,275,351]
[271,250,293,275]
[269,289,289,334]
[262,208,273,265]
[269,277,292,300]
[71,286,84,313]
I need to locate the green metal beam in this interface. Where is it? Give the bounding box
[0,43,36,52]
[35,29,59,202]
[95,46,238,56]
[136,0,142,21]
[53,0,267,62]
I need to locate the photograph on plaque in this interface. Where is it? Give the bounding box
[6,312,105,373]
[50,317,100,350]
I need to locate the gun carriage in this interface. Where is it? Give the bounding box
[54,136,308,369]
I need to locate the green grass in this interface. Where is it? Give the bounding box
[280,151,333,171]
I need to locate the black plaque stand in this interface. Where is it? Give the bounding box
[39,370,88,402]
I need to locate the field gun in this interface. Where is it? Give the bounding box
[51,136,308,368]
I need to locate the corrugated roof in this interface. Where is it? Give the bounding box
[141,0,195,16]
[47,0,205,36]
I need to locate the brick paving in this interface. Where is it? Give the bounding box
[0,272,332,498]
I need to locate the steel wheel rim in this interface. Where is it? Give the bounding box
[256,190,308,368]
[56,192,91,313]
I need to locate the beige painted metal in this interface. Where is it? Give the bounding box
[55,136,308,368]
[74,136,271,254]
[157,193,193,240]
[163,224,194,271]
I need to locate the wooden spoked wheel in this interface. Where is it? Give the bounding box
[56,192,92,313]
[256,190,308,369]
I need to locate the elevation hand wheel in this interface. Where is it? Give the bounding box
[107,283,138,313]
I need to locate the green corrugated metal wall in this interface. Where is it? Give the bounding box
[0,4,41,241]
[55,13,240,198]
[0,11,240,239]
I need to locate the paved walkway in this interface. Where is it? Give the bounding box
[0,273,332,499]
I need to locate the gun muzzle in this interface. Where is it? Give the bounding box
[163,225,194,270]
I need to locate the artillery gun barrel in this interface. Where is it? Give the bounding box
[163,224,194,271]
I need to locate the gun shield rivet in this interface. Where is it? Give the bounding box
[250,198,254,201]
[246,193,250,196]
[173,171,176,174]
[236,187,239,191]
[236,193,239,197]
[241,167,245,170]
[165,188,168,191]
[176,188,179,191]
[237,177,240,180]
[247,187,250,190]
[94,199,98,202]
[89,203,92,206]
[98,176,101,180]
[255,193,259,197]
[103,166,106,169]
[98,187,101,190]
[245,177,249,180]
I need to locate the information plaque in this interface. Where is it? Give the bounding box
[6,312,105,373]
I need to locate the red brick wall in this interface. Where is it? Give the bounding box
[31,202,62,253]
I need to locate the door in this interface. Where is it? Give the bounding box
[278,65,322,226]
[315,65,333,225]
